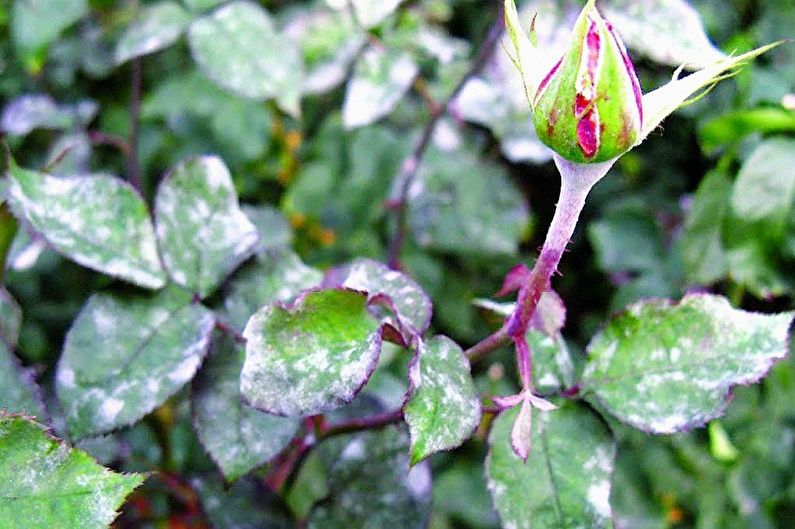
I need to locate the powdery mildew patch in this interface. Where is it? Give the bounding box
[241,289,382,417]
[583,294,794,433]
[486,403,615,529]
[192,337,299,481]
[154,155,259,298]
[0,415,144,528]
[7,165,166,289]
[404,335,481,464]
[56,286,215,439]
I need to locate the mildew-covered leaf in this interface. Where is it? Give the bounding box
[486,403,615,529]
[115,1,191,64]
[0,415,145,528]
[285,7,365,95]
[57,286,216,439]
[307,424,432,528]
[0,287,22,348]
[188,1,304,116]
[333,258,432,334]
[582,294,794,434]
[0,344,45,418]
[154,156,258,298]
[1,94,97,136]
[192,474,294,529]
[6,162,166,289]
[11,0,88,58]
[604,0,726,69]
[241,289,382,417]
[224,249,322,330]
[404,336,480,465]
[192,336,299,482]
[325,0,403,29]
[342,46,418,129]
[408,147,529,257]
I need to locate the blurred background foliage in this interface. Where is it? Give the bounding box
[0,0,793,527]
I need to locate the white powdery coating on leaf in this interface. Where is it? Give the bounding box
[58,288,215,438]
[405,336,481,462]
[8,169,165,288]
[155,156,258,297]
[343,47,418,129]
[587,479,612,518]
[240,291,381,417]
[584,294,794,433]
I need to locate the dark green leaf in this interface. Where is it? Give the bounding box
[307,424,432,528]
[192,474,294,529]
[154,156,258,298]
[583,294,793,433]
[0,414,145,528]
[192,336,299,481]
[404,335,481,464]
[57,286,216,438]
[241,289,382,416]
[7,163,167,289]
[681,170,731,285]
[486,403,615,529]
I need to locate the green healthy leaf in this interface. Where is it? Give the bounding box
[224,249,322,330]
[241,289,382,417]
[486,403,615,529]
[307,424,432,528]
[57,286,216,439]
[408,147,529,257]
[0,343,45,418]
[192,336,299,482]
[404,335,481,465]
[192,474,293,529]
[11,0,88,58]
[6,163,167,289]
[325,0,402,29]
[698,108,795,153]
[604,0,726,69]
[154,156,258,298]
[342,46,418,129]
[681,170,731,285]
[115,1,191,64]
[188,1,304,116]
[0,287,22,347]
[0,415,145,528]
[335,258,432,334]
[583,294,794,433]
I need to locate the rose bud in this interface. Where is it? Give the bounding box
[532,0,643,164]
